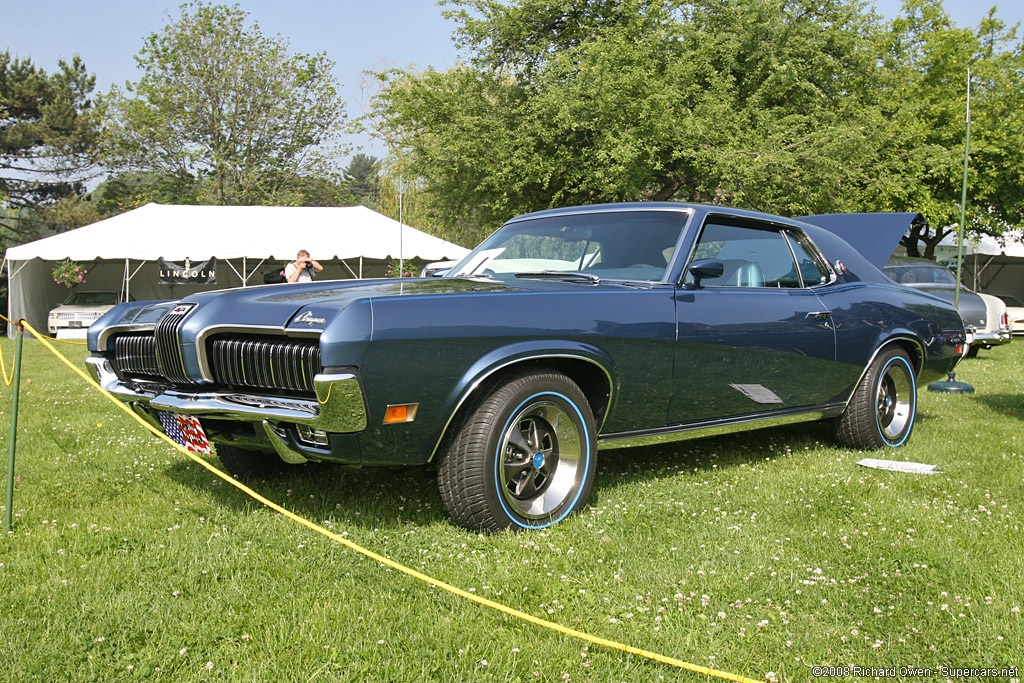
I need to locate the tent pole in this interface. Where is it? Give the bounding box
[339,259,358,279]
[359,257,363,279]
[243,257,247,288]
[399,177,404,278]
[124,259,130,302]
[3,259,9,339]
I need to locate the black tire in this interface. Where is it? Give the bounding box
[216,443,295,480]
[437,370,597,532]
[835,347,917,450]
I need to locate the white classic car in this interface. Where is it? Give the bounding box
[47,291,131,336]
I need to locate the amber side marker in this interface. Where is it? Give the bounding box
[383,403,419,424]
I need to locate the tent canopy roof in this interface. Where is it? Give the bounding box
[938,229,1024,257]
[4,203,470,262]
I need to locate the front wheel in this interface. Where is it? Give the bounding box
[437,370,597,532]
[835,347,917,450]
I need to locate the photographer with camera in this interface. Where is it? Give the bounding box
[284,249,324,283]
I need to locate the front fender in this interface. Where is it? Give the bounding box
[428,340,618,458]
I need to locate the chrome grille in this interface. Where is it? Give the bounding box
[154,304,194,383]
[208,336,321,394]
[54,312,102,321]
[111,333,160,378]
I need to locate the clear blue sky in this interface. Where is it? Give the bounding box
[4,0,1022,162]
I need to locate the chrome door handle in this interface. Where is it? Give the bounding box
[806,311,832,320]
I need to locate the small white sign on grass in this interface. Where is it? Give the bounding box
[856,458,942,474]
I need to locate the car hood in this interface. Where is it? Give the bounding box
[798,213,924,271]
[90,276,650,351]
[174,277,528,330]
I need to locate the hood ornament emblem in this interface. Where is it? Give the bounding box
[293,311,326,326]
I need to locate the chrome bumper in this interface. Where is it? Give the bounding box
[85,356,368,433]
[974,328,1012,347]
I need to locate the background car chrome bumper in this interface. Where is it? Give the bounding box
[974,329,1012,347]
[85,356,368,433]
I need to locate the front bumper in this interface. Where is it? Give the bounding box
[86,355,368,440]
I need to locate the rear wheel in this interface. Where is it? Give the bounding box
[216,443,295,480]
[836,347,917,450]
[437,370,597,532]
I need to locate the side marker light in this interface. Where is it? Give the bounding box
[383,403,419,424]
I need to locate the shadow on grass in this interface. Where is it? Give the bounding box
[969,393,1024,421]
[164,457,447,531]
[595,419,836,484]
[162,419,838,531]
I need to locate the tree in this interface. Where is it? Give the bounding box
[872,0,1024,258]
[102,2,347,206]
[0,51,100,242]
[369,0,889,234]
[369,0,1023,251]
[343,153,380,203]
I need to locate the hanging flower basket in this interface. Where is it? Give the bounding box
[385,258,415,278]
[52,259,88,288]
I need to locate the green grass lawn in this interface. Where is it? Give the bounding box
[1,339,1021,682]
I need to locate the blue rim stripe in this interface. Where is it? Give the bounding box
[494,390,591,529]
[876,356,916,447]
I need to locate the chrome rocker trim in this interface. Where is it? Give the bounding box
[597,404,847,450]
[86,356,368,434]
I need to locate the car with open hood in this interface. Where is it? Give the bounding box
[86,204,966,531]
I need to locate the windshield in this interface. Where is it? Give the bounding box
[63,292,119,306]
[447,210,690,282]
[884,265,958,285]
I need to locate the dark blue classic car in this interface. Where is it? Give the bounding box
[87,204,966,531]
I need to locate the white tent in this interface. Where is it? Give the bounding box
[936,229,1024,259]
[4,203,470,335]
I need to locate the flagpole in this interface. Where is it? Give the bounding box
[929,68,975,394]
[954,68,971,311]
[399,176,405,279]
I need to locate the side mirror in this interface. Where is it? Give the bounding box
[686,259,724,288]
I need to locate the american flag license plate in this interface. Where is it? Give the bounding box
[157,412,213,455]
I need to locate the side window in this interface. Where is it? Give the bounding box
[685,222,803,288]
[785,231,831,286]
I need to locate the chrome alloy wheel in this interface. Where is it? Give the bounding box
[498,401,582,519]
[876,358,913,440]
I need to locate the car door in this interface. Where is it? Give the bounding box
[668,218,837,425]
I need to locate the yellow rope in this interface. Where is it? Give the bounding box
[1,313,86,346]
[21,320,762,683]
[0,329,15,386]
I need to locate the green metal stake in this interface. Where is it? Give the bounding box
[5,323,24,534]
[929,69,975,394]
[954,68,972,312]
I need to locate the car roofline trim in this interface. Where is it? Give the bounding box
[504,205,694,225]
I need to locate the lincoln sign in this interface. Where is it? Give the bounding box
[158,257,217,285]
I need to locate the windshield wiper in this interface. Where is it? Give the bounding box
[513,270,601,284]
